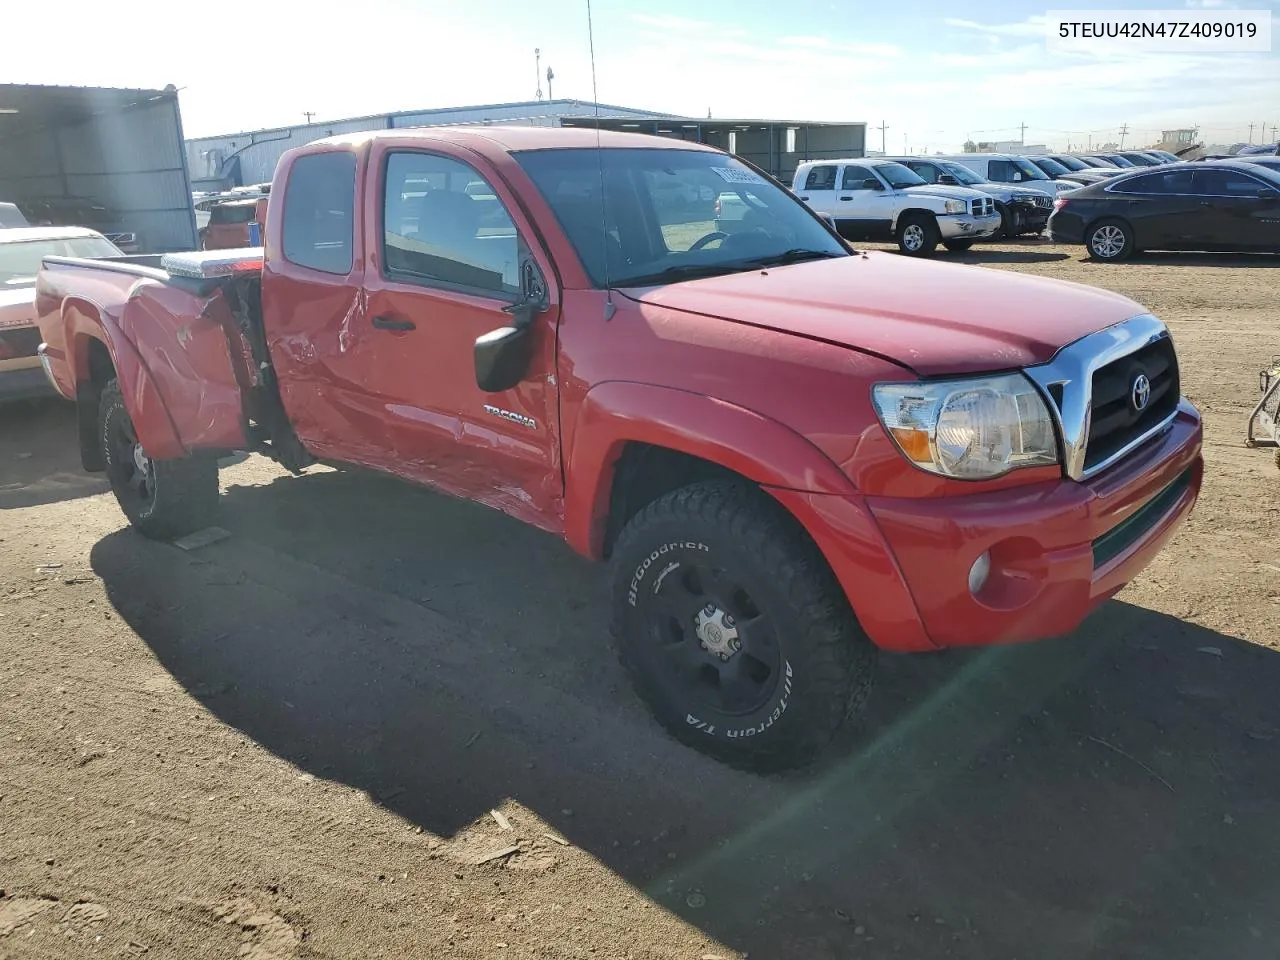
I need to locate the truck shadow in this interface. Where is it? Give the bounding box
[89,467,1280,960]
[0,398,108,509]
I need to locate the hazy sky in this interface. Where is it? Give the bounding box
[5,0,1279,151]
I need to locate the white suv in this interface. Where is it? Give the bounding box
[935,154,1079,199]
[789,158,1002,256]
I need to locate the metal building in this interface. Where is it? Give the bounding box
[185,100,678,189]
[186,100,867,189]
[0,84,198,252]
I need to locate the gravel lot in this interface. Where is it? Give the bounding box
[2,241,1279,960]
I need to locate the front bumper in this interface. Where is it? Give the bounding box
[937,212,1002,240]
[1010,200,1052,233]
[772,400,1202,653]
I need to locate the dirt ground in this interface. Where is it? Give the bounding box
[2,241,1280,960]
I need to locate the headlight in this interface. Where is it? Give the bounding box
[943,199,967,215]
[871,373,1059,479]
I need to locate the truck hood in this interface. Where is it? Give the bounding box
[625,252,1149,377]
[899,184,988,202]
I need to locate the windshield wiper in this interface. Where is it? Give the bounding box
[614,263,748,287]
[742,248,847,268]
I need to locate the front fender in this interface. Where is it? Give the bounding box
[563,380,857,560]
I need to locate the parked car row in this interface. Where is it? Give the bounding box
[1047,159,1280,260]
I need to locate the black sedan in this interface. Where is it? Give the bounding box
[1047,160,1280,260]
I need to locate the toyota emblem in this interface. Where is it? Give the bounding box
[1130,373,1152,412]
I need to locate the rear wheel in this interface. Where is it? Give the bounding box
[896,214,939,257]
[943,239,975,252]
[610,481,877,772]
[100,378,220,540]
[1086,218,1135,261]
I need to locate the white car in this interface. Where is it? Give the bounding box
[788,158,1003,256]
[935,154,1079,200]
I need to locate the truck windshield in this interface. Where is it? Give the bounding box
[0,235,122,286]
[513,148,848,288]
[1031,157,1072,177]
[874,162,928,189]
[937,161,985,185]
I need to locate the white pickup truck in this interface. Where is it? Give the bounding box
[785,158,1002,256]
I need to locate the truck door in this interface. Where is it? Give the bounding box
[353,145,563,524]
[832,164,894,241]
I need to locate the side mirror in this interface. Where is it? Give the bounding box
[1257,187,1278,200]
[863,179,884,191]
[938,175,958,185]
[474,259,548,393]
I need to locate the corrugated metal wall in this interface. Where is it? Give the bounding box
[0,90,197,252]
[186,101,679,187]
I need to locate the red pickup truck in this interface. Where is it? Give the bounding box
[33,127,1203,771]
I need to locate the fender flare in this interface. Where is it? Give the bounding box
[563,380,857,560]
[892,206,941,232]
[62,297,185,461]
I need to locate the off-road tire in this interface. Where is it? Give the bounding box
[943,239,975,252]
[99,378,220,541]
[896,213,939,257]
[610,480,877,773]
[1086,218,1135,261]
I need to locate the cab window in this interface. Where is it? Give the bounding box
[381,152,520,298]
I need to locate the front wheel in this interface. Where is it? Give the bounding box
[943,239,975,252]
[100,378,220,540]
[610,481,877,772]
[1086,218,1135,261]
[896,214,939,257]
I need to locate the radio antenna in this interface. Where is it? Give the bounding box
[585,0,615,319]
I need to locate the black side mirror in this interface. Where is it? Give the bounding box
[938,175,958,185]
[474,259,548,393]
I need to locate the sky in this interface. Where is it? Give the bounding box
[4,0,1279,152]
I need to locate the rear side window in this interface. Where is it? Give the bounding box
[282,151,356,275]
[906,161,938,183]
[1120,170,1194,194]
[987,160,1024,183]
[803,165,837,191]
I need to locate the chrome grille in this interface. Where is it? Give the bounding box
[1023,315,1182,481]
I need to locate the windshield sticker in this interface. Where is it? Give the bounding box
[711,166,765,184]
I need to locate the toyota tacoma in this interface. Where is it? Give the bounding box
[33,127,1203,771]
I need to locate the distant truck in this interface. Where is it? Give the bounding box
[34,126,1203,771]
[790,158,1002,255]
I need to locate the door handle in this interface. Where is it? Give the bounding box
[799,196,810,201]
[371,315,416,331]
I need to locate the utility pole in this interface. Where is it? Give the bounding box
[1019,121,1027,144]
[1119,123,1128,148]
[535,48,543,100]
[1248,121,1254,144]
[877,120,889,154]
[546,65,555,100]
[303,111,316,123]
